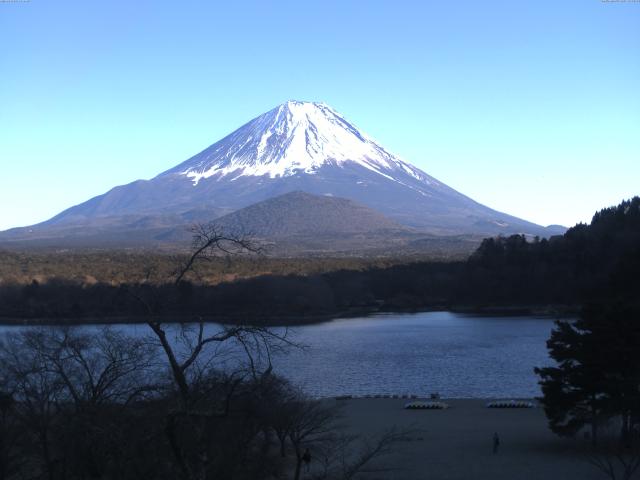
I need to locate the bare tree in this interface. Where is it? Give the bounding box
[0,327,160,480]
[268,383,410,480]
[20,327,158,409]
[0,331,67,480]
[288,398,341,480]
[312,428,410,480]
[126,222,298,480]
[129,223,289,405]
[272,392,409,480]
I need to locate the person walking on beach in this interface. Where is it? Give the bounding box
[492,432,500,454]
[302,448,311,473]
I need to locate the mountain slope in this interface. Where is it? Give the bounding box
[212,191,406,238]
[0,100,565,248]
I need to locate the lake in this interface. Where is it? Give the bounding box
[0,311,558,398]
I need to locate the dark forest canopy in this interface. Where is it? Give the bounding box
[470,196,640,306]
[0,197,638,324]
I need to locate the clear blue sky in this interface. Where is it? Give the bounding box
[1,0,638,230]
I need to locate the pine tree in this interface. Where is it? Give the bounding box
[535,303,640,445]
[535,318,608,444]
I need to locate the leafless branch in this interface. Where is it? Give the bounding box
[174,222,261,285]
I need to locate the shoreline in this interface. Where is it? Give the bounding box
[327,395,540,401]
[0,304,579,327]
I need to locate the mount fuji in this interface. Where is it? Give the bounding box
[1,100,563,250]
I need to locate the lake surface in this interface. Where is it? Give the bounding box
[0,312,558,398]
[272,312,556,398]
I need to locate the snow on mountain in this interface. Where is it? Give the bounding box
[165,100,437,188]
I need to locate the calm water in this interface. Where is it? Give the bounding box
[272,312,556,398]
[0,312,557,398]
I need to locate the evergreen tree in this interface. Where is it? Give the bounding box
[535,317,609,444]
[536,303,640,445]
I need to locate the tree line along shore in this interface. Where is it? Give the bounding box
[1,197,638,325]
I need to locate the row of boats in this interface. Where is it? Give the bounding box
[404,400,536,410]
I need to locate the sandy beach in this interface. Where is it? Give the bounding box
[328,398,604,480]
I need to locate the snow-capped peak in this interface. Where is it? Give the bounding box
[167,100,435,185]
